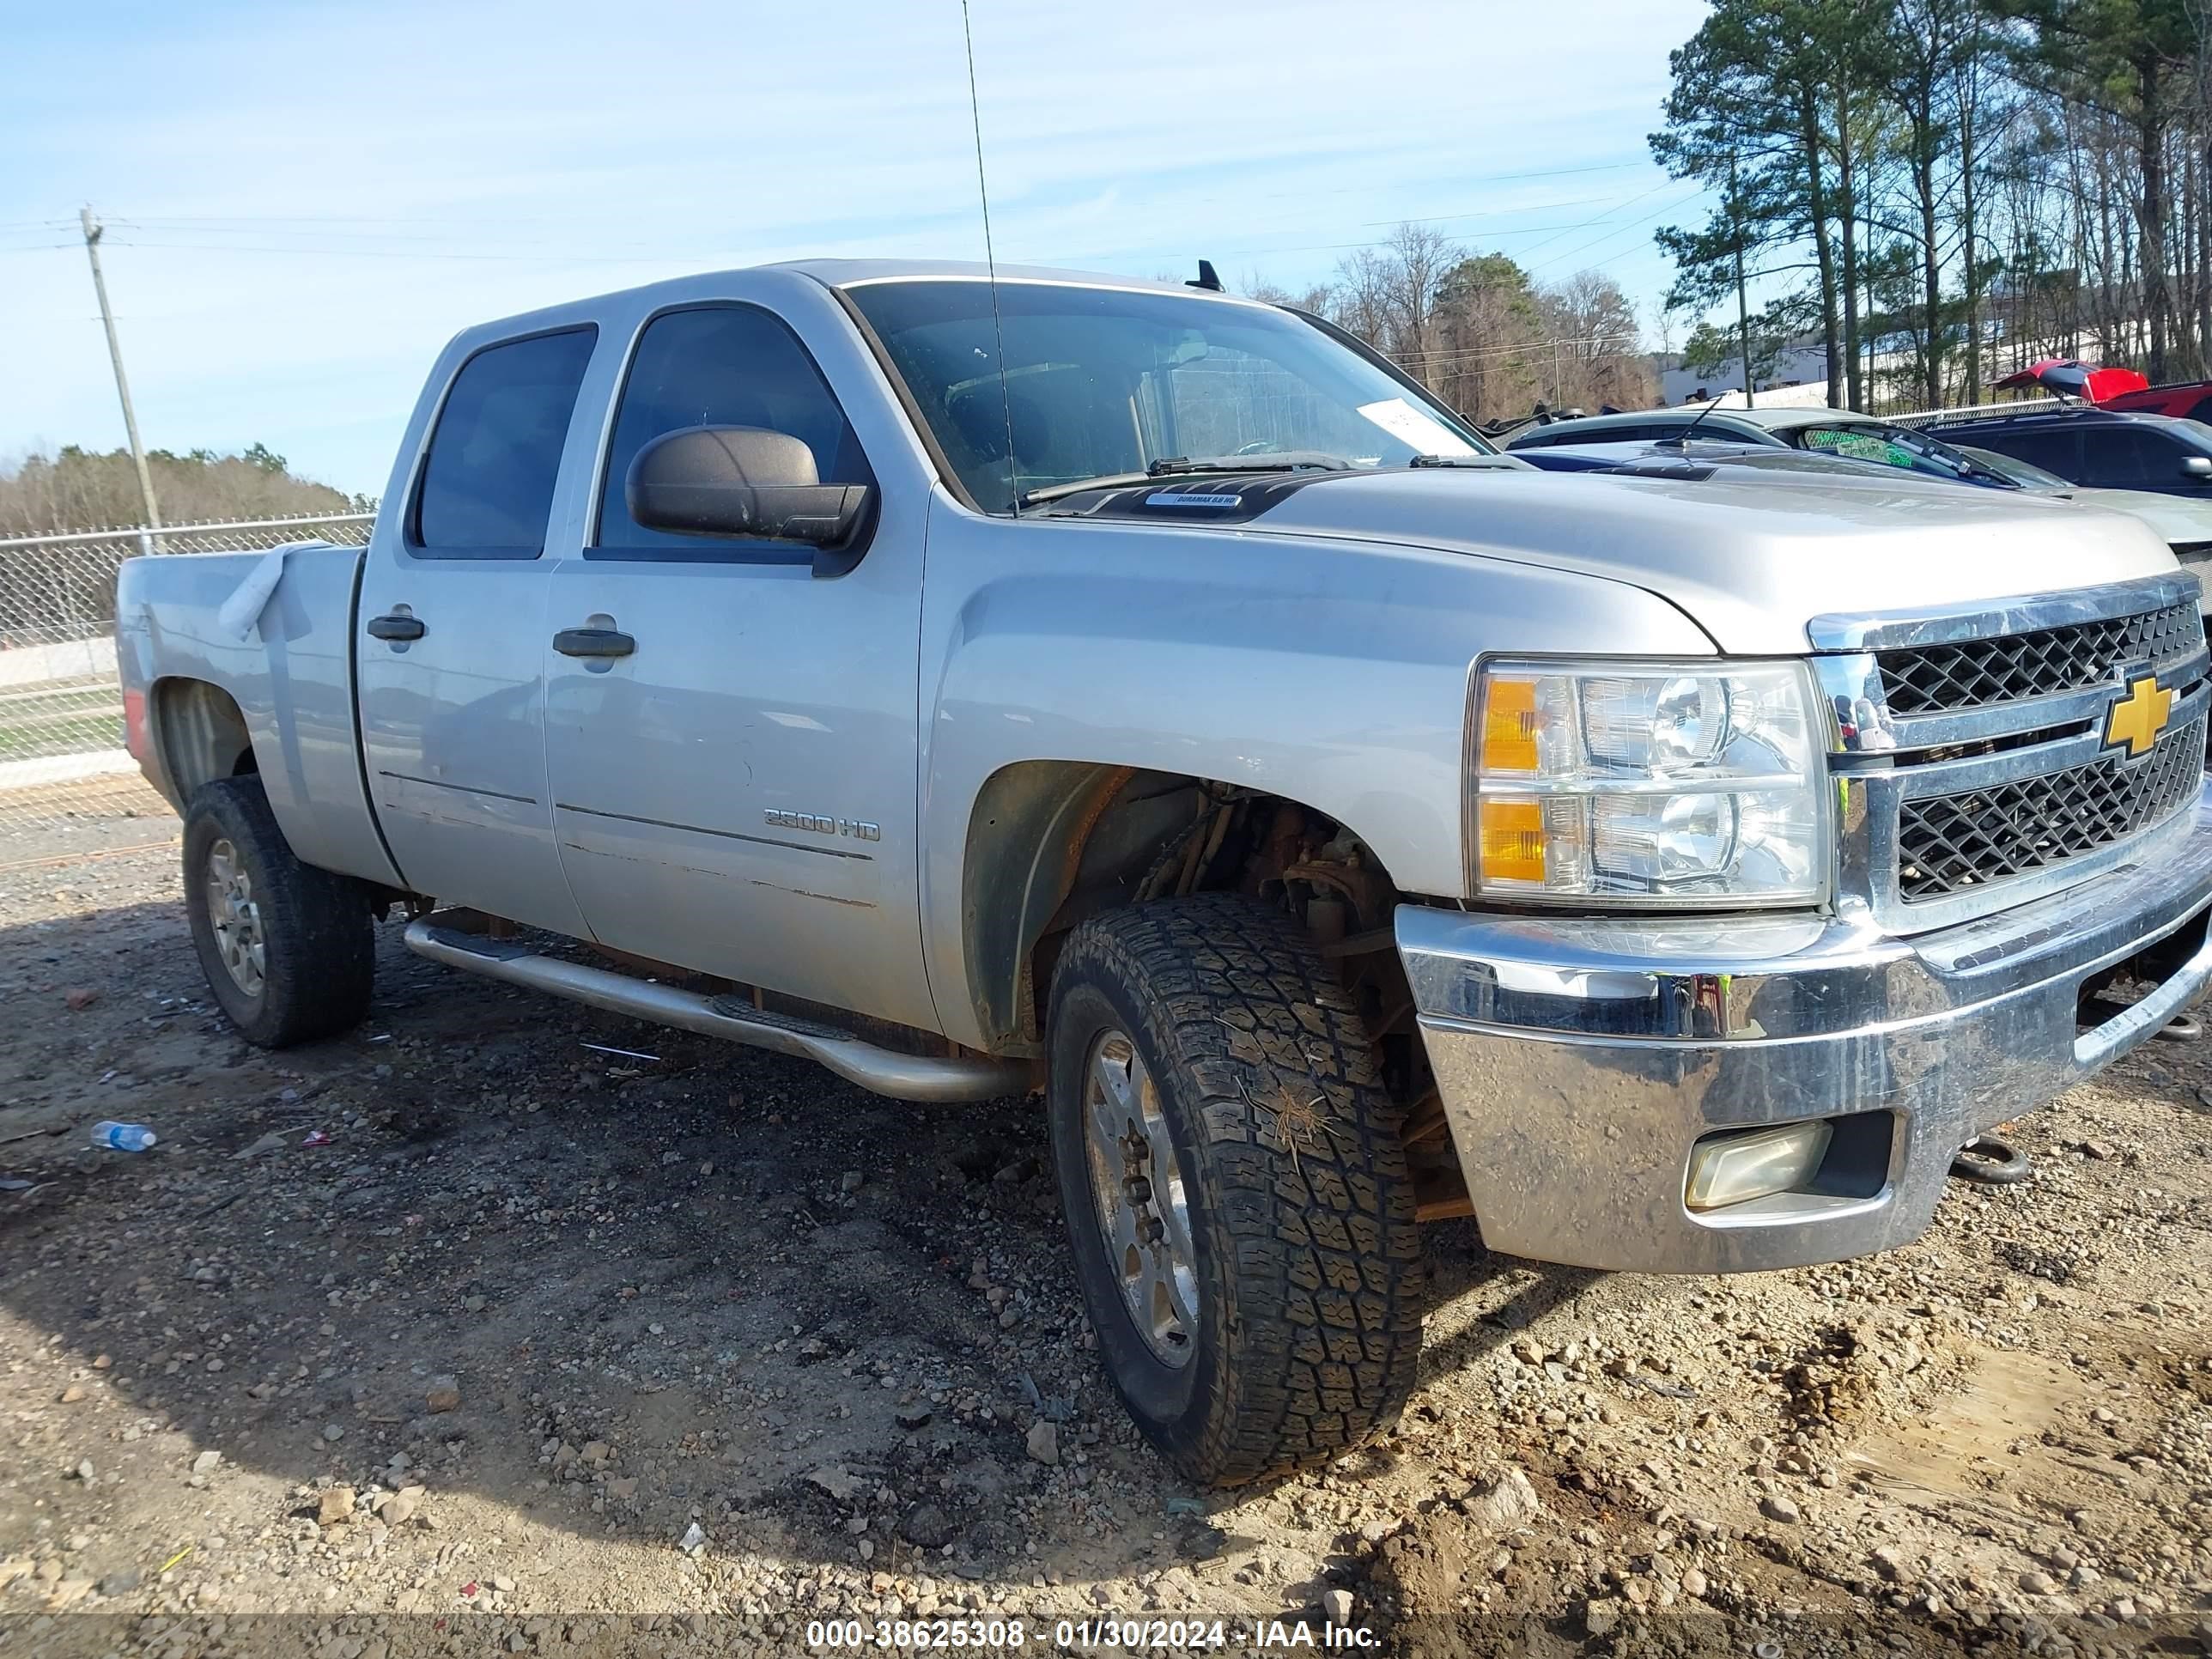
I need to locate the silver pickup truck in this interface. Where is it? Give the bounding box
[116,260,2212,1486]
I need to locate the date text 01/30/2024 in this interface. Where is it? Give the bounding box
[803,1617,1380,1650]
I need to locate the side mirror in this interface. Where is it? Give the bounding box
[626,426,875,560]
[2180,455,2212,483]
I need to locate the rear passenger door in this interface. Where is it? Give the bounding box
[356,325,598,933]
[539,301,936,1031]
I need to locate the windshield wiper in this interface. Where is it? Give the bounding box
[1407,453,1512,468]
[1019,453,1350,508]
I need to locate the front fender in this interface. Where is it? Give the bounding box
[913,501,1717,1049]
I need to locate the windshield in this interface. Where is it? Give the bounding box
[1792,421,2008,487]
[1957,445,2070,490]
[844,279,1494,514]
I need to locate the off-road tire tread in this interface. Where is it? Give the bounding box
[184,777,374,1048]
[1051,894,1424,1486]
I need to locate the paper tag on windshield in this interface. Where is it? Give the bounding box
[1357,398,1478,458]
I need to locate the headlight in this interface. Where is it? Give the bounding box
[1471,658,1828,906]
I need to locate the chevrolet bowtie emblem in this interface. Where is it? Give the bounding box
[2104,672,2174,758]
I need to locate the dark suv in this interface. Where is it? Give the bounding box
[1923,408,2212,498]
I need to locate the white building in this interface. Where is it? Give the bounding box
[1654,344,1830,406]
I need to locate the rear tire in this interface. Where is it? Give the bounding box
[1046,894,1424,1486]
[183,776,374,1047]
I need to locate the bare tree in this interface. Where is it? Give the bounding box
[1540,273,1661,410]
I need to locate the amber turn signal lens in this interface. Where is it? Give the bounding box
[1481,675,1540,774]
[1478,798,1546,884]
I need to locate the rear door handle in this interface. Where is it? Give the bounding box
[553,627,636,659]
[366,613,425,641]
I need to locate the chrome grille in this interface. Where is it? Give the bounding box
[1897,716,2206,902]
[1877,598,2202,715]
[1814,574,2212,933]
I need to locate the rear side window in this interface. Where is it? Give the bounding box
[411,328,596,558]
[1978,427,2081,480]
[2188,397,2212,426]
[593,304,873,560]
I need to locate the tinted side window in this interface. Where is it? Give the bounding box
[1978,428,2081,480]
[413,328,597,558]
[2189,397,2212,426]
[2075,426,2178,487]
[595,305,873,559]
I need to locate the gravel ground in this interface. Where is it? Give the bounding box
[3,815,2211,1658]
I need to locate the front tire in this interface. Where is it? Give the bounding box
[183,776,374,1047]
[1046,895,1424,1486]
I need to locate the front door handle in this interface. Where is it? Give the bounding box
[366,613,425,641]
[553,627,636,659]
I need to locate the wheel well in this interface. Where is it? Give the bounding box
[150,678,254,803]
[966,763,1459,1219]
[960,763,1410,1054]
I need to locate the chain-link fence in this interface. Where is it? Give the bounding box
[0,513,373,865]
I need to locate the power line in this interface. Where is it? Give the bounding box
[1510,179,1689,265]
[1358,191,1621,229]
[1249,158,1648,202]
[1526,187,1708,273]
[104,239,682,265]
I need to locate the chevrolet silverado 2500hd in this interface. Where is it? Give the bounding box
[116,260,2212,1485]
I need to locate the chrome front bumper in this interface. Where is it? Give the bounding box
[1399,787,2212,1273]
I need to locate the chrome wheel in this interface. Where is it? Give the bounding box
[1081,1029,1199,1367]
[204,837,265,999]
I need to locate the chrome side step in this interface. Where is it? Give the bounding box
[402,918,1034,1103]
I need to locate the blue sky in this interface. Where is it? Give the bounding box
[2,0,1708,500]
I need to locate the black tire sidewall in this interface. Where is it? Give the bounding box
[180,777,372,1048]
[1046,973,1226,1463]
[184,787,276,1041]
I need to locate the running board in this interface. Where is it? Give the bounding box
[402,918,1033,1103]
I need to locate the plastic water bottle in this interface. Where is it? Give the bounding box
[89,1121,157,1153]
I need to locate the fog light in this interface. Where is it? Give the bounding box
[1685,1121,1833,1212]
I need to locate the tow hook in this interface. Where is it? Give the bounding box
[2154,1012,2203,1042]
[2078,996,2203,1042]
[1950,1135,2033,1186]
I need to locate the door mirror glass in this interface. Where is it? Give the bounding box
[626,425,875,549]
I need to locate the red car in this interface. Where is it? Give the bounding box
[2109,382,2212,423]
[1997,358,2212,423]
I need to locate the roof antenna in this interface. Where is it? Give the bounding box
[960,0,1019,516]
[1187,260,1223,293]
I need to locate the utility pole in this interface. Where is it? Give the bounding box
[79,205,162,551]
[1729,153,1754,410]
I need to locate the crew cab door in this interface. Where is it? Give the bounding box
[540,298,936,1030]
[356,325,597,934]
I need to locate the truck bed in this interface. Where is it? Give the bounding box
[114,542,401,888]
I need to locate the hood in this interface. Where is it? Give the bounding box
[2072,487,2212,551]
[1231,466,2181,654]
